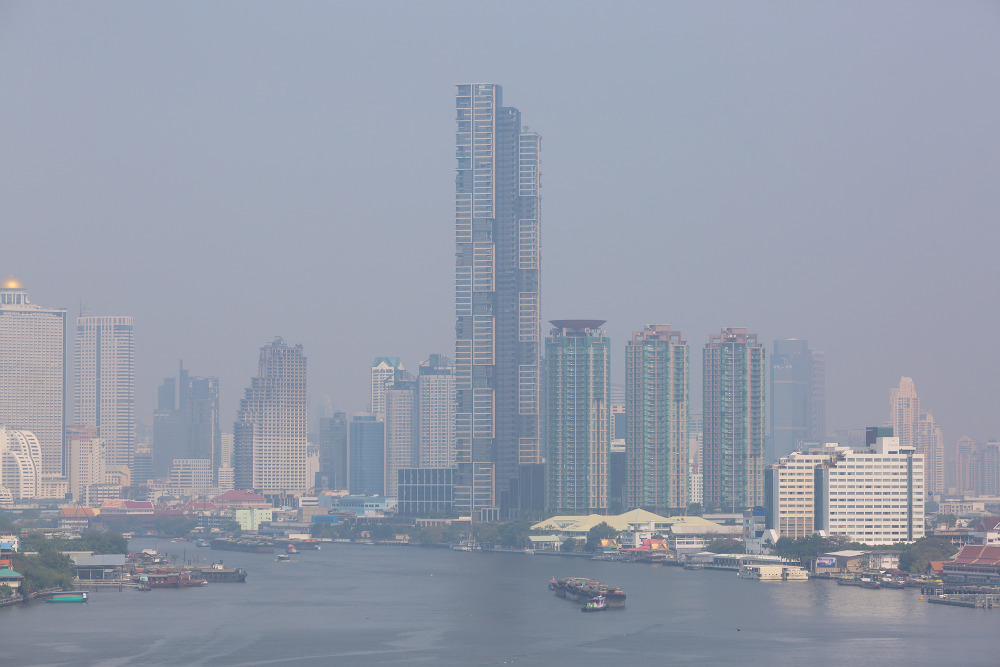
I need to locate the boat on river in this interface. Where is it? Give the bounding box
[188,562,248,583]
[550,577,626,609]
[48,591,88,603]
[582,595,607,612]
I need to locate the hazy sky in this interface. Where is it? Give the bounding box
[2,2,998,443]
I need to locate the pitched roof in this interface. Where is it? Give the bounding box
[951,545,1000,566]
[212,490,267,503]
[0,567,22,578]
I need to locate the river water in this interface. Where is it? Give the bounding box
[3,538,996,666]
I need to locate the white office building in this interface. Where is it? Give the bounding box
[418,355,455,468]
[0,277,67,476]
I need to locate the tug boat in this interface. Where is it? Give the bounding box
[549,577,626,609]
[582,595,607,612]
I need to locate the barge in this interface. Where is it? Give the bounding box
[210,538,274,554]
[188,562,248,583]
[549,577,626,609]
[48,591,88,603]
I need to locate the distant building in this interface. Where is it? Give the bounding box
[703,328,766,512]
[349,414,384,496]
[370,357,403,421]
[0,427,41,499]
[152,362,221,483]
[75,315,135,472]
[384,377,417,498]
[955,436,979,496]
[625,324,689,513]
[889,377,943,495]
[317,412,348,491]
[66,425,106,506]
[0,277,67,476]
[770,339,825,461]
[417,355,455,468]
[544,320,610,513]
[233,339,308,495]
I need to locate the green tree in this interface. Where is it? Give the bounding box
[560,538,582,553]
[585,522,619,552]
[898,537,957,574]
[686,502,703,516]
[924,499,939,514]
[705,538,745,554]
[936,514,958,528]
[0,583,14,598]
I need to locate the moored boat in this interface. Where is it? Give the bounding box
[582,595,607,612]
[48,591,88,603]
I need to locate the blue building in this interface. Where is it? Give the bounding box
[349,414,384,496]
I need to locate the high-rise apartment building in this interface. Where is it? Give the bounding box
[384,377,417,498]
[66,425,106,506]
[233,339,308,495]
[454,83,542,520]
[349,413,384,496]
[0,426,42,499]
[625,324,689,513]
[544,320,610,513]
[703,328,766,512]
[317,412,348,491]
[955,436,979,496]
[770,339,826,461]
[0,277,67,476]
[370,357,402,421]
[982,442,1000,497]
[889,377,943,496]
[75,315,135,472]
[417,355,455,468]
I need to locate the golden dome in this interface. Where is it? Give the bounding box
[1,275,25,290]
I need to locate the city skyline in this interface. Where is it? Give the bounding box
[2,3,998,446]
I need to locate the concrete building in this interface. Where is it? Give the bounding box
[703,328,766,512]
[889,377,943,496]
[544,320,610,513]
[370,357,402,421]
[417,355,455,468]
[396,467,455,516]
[816,430,925,545]
[153,362,221,483]
[453,83,542,520]
[0,277,67,476]
[770,339,825,461]
[625,324,689,513]
[75,315,135,472]
[349,414,384,496]
[66,425,106,506]
[765,448,840,540]
[384,377,417,498]
[233,339,308,495]
[317,411,348,491]
[0,427,41,499]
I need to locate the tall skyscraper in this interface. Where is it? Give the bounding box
[544,320,610,513]
[153,362,221,482]
[417,355,455,468]
[384,376,417,498]
[370,357,403,421]
[889,377,943,496]
[625,324,689,513]
[770,339,826,461]
[703,328,766,512]
[454,83,542,520]
[955,436,978,496]
[233,338,308,495]
[0,277,67,476]
[75,315,135,472]
[349,413,384,496]
[317,411,348,491]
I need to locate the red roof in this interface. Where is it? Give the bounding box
[181,500,220,512]
[951,545,1000,566]
[59,507,97,518]
[974,516,1000,532]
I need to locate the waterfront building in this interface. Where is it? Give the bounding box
[396,467,455,516]
[75,315,135,472]
[816,429,925,545]
[370,357,403,421]
[544,320,610,513]
[317,411,348,491]
[384,377,418,498]
[770,339,825,461]
[765,448,839,539]
[233,338,308,495]
[889,377,944,495]
[703,328,766,512]
[417,355,455,468]
[625,324,689,513]
[0,277,67,476]
[349,414,384,496]
[453,83,542,520]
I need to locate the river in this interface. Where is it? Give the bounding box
[2,538,996,666]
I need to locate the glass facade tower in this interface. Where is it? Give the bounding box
[454,83,541,519]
